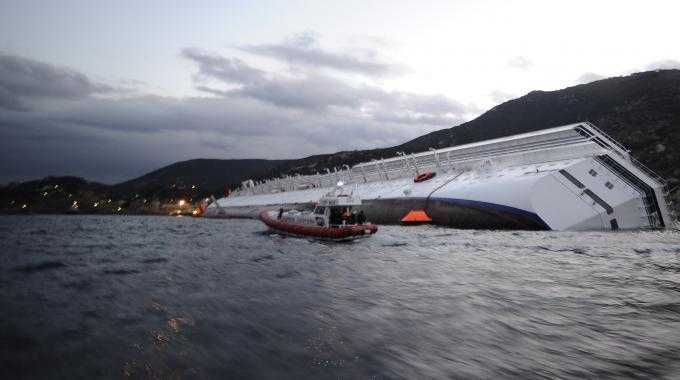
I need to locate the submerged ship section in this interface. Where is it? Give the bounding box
[205,122,675,231]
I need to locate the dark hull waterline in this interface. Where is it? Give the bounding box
[221,198,550,231]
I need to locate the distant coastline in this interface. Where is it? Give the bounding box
[0,176,209,217]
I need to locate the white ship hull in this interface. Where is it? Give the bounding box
[206,122,675,231]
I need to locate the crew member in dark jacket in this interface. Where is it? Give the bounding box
[357,210,366,225]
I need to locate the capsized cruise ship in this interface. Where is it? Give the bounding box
[205,122,676,231]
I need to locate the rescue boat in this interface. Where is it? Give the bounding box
[258,185,378,241]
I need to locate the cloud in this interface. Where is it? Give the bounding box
[645,59,680,71]
[507,56,533,70]
[182,47,473,118]
[489,90,516,104]
[573,60,678,86]
[181,48,265,85]
[0,93,453,183]
[371,111,464,127]
[1,44,476,184]
[239,75,363,110]
[575,72,605,84]
[184,47,366,110]
[0,52,112,111]
[0,86,27,111]
[240,32,404,77]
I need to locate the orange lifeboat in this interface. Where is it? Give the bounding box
[401,210,432,224]
[414,171,436,183]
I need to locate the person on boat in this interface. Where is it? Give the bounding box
[330,208,341,226]
[342,208,352,224]
[357,210,366,225]
[349,211,357,225]
[278,207,284,219]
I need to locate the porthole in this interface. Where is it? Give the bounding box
[588,169,598,177]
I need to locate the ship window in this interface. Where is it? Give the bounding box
[605,181,614,190]
[610,219,619,230]
[314,207,324,214]
[588,169,598,177]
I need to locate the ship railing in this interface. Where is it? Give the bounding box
[431,129,586,159]
[237,140,586,197]
[437,131,583,160]
[583,122,676,223]
[245,168,366,194]
[434,136,588,166]
[355,137,591,182]
[580,122,631,155]
[354,132,589,175]
[581,122,670,186]
[243,133,597,195]
[628,156,669,186]
[237,123,671,204]
[239,128,588,195]
[412,128,583,162]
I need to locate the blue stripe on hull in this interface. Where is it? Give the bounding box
[427,197,550,230]
[208,197,551,230]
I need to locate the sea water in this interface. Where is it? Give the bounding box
[1,215,679,379]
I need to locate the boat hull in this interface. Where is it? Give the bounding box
[258,211,378,241]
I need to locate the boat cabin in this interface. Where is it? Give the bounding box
[312,193,363,227]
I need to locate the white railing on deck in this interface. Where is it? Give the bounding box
[582,122,676,223]
[232,125,602,197]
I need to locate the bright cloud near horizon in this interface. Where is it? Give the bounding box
[1,0,679,184]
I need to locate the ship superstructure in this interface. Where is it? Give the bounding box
[205,122,675,231]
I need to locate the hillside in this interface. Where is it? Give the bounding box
[3,69,679,214]
[275,70,680,187]
[112,159,290,198]
[0,176,113,214]
[397,69,680,183]
[112,69,680,191]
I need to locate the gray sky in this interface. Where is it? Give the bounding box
[1,0,679,184]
